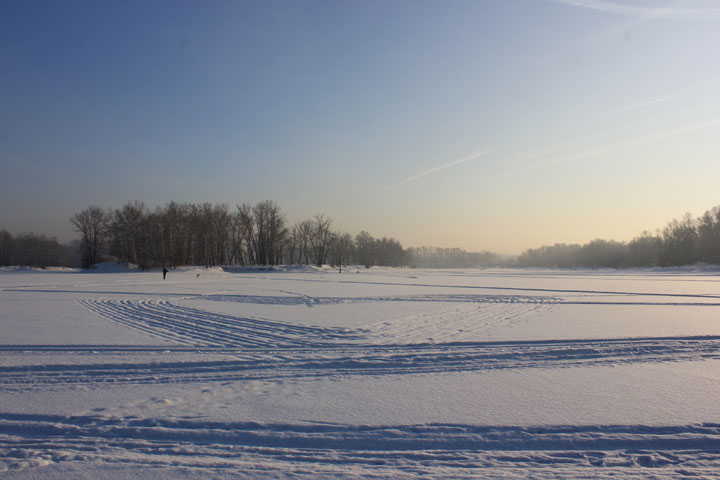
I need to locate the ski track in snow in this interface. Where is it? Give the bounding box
[2,414,720,478]
[4,274,720,477]
[75,295,559,348]
[3,336,720,388]
[76,298,363,348]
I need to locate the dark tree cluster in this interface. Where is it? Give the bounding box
[0,230,78,268]
[517,206,720,268]
[516,240,629,268]
[69,201,412,270]
[352,231,406,268]
[406,246,501,268]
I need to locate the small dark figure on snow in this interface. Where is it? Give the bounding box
[162,267,168,280]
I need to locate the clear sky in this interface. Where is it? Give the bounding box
[2,0,719,254]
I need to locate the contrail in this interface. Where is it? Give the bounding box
[536,0,675,66]
[384,149,496,191]
[494,115,720,181]
[600,96,674,117]
[549,0,720,20]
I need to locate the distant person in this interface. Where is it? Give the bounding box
[163,267,168,280]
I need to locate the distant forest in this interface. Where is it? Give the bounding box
[517,206,720,268]
[2,202,720,270]
[0,231,78,268]
[3,199,498,270]
[61,200,404,270]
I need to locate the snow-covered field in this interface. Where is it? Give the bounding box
[1,266,720,478]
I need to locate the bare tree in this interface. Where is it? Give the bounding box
[660,213,698,266]
[698,206,720,264]
[628,231,662,267]
[309,214,332,267]
[234,203,255,265]
[249,201,287,265]
[331,232,354,272]
[286,223,302,264]
[70,206,109,268]
[354,231,373,268]
[298,220,313,265]
[110,201,146,267]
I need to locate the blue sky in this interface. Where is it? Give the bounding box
[2,0,720,253]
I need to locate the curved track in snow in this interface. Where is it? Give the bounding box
[2,414,720,478]
[1,297,717,389]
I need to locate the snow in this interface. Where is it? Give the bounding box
[1,267,720,478]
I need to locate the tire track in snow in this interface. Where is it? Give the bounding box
[38,298,716,389]
[78,295,558,348]
[3,337,720,387]
[1,414,720,477]
[78,299,362,349]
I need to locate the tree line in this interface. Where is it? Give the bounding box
[0,230,78,268]
[516,205,720,268]
[407,246,502,268]
[5,202,720,270]
[69,200,410,270]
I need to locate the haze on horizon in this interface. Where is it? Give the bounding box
[1,0,719,255]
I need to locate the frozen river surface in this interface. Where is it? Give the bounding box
[1,266,720,478]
